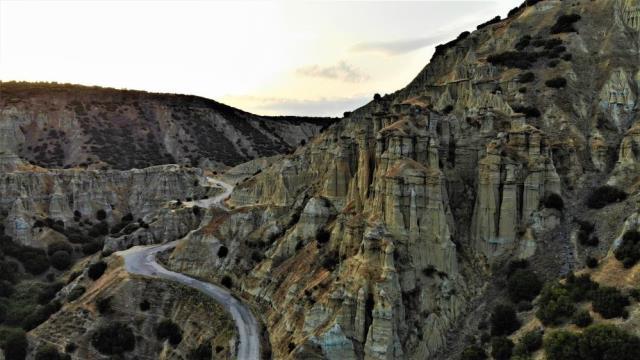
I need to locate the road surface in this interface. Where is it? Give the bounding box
[117,177,261,360]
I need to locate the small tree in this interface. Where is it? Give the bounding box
[491,304,520,336]
[50,250,72,270]
[591,286,629,319]
[91,323,135,355]
[88,261,107,280]
[217,245,229,258]
[156,319,183,346]
[508,269,542,302]
[572,309,592,327]
[544,330,580,360]
[461,345,487,360]
[491,337,514,360]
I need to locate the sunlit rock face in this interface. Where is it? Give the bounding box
[168,0,640,358]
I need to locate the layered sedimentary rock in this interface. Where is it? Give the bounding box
[167,0,639,358]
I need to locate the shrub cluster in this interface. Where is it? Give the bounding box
[0,327,27,360]
[91,322,136,355]
[575,220,598,247]
[88,261,107,280]
[614,230,640,268]
[591,286,629,319]
[514,330,543,357]
[518,71,535,83]
[477,15,501,30]
[491,337,514,360]
[586,185,627,209]
[550,14,581,34]
[461,345,487,360]
[545,77,567,88]
[512,105,541,118]
[544,324,640,360]
[156,319,183,346]
[433,31,470,57]
[540,192,564,210]
[491,304,520,336]
[508,269,542,302]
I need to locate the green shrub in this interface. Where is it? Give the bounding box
[217,245,228,258]
[565,273,599,302]
[514,330,543,356]
[0,280,14,298]
[491,337,514,360]
[586,185,627,209]
[460,345,487,360]
[614,230,640,268]
[541,192,564,210]
[23,300,61,330]
[82,240,103,255]
[67,286,85,301]
[88,261,107,280]
[586,256,598,268]
[572,309,592,328]
[545,77,567,88]
[536,283,576,325]
[514,35,531,51]
[139,299,150,311]
[46,241,73,256]
[221,275,232,288]
[189,344,213,360]
[544,330,580,360]
[0,327,28,360]
[156,319,182,346]
[578,324,640,360]
[96,209,107,221]
[96,297,112,315]
[512,105,541,118]
[316,229,331,244]
[491,304,520,336]
[508,269,542,302]
[321,252,339,271]
[50,251,72,270]
[477,15,501,30]
[91,322,135,355]
[35,344,66,360]
[550,14,581,34]
[591,286,629,319]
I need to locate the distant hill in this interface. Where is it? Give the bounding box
[0,81,337,170]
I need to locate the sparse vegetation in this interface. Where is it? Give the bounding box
[88,261,107,280]
[545,77,567,88]
[614,230,640,268]
[91,322,136,355]
[156,319,183,346]
[586,185,627,209]
[491,304,520,336]
[550,14,581,34]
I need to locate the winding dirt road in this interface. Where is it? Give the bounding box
[117,178,260,360]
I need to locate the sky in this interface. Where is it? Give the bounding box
[0,0,521,117]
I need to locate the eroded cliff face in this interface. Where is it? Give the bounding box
[0,82,334,170]
[0,165,207,248]
[166,0,639,358]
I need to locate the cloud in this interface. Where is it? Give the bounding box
[351,34,451,55]
[295,61,369,83]
[224,94,371,117]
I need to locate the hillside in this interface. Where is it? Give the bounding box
[0,81,336,170]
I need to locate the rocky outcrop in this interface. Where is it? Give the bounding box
[1,165,206,247]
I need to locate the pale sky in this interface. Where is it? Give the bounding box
[0,0,520,116]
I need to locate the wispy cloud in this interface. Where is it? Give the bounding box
[351,34,451,55]
[295,61,369,83]
[223,94,371,117]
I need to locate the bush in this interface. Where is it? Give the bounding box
[550,14,581,34]
[0,327,28,360]
[189,344,212,360]
[316,229,331,244]
[491,304,520,336]
[96,209,107,221]
[91,322,135,355]
[514,35,531,50]
[512,105,541,118]
[23,300,62,330]
[82,241,103,255]
[544,330,580,360]
[88,261,107,280]
[514,330,543,356]
[67,286,85,301]
[373,93,381,101]
[477,15,501,30]
[321,251,339,271]
[545,325,640,360]
[586,256,598,268]
[565,273,599,302]
[541,192,564,210]
[586,185,627,209]
[47,241,73,256]
[491,337,514,360]
[516,300,533,312]
[508,269,542,302]
[0,280,14,298]
[217,245,229,258]
[156,319,183,346]
[221,275,232,288]
[536,283,576,325]
[460,345,487,360]
[591,286,629,319]
[50,251,72,270]
[140,299,150,311]
[572,309,592,327]
[35,344,65,360]
[518,71,535,83]
[614,230,640,268]
[97,297,112,315]
[545,77,567,88]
